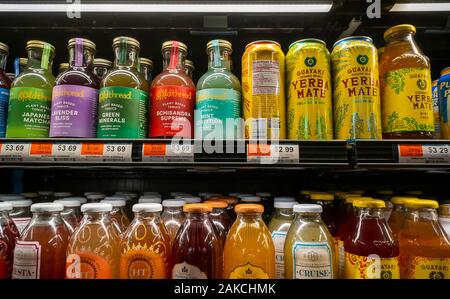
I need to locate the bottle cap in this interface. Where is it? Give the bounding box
[0,42,8,54]
[64,196,87,204]
[86,193,106,200]
[204,200,228,209]
[183,203,212,213]
[344,195,365,203]
[245,40,281,49]
[353,199,386,208]
[68,38,96,51]
[274,201,297,209]
[1,194,25,201]
[26,40,56,53]
[115,192,137,200]
[404,199,439,209]
[143,192,161,197]
[384,24,416,40]
[240,196,261,203]
[9,200,32,208]
[162,41,188,53]
[171,192,191,197]
[110,194,132,201]
[293,204,322,213]
[162,199,186,208]
[391,196,417,205]
[54,192,73,198]
[237,193,254,199]
[81,203,112,213]
[377,190,395,196]
[289,38,326,49]
[0,202,13,211]
[439,204,450,217]
[93,58,113,68]
[235,204,264,214]
[53,199,81,208]
[139,197,162,204]
[206,39,232,53]
[31,203,64,213]
[112,36,140,48]
[180,196,202,204]
[310,193,335,201]
[139,57,153,68]
[274,196,296,202]
[101,199,126,207]
[133,203,162,213]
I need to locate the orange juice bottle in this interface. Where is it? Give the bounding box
[223,204,275,278]
[66,203,120,279]
[388,196,417,238]
[398,199,450,279]
[120,203,171,279]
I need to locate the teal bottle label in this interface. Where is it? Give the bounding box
[195,88,242,139]
[97,86,148,138]
[6,87,52,138]
[0,87,10,137]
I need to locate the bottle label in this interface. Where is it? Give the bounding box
[172,261,207,279]
[0,87,9,137]
[406,256,450,279]
[6,87,52,138]
[97,86,148,138]
[382,67,434,133]
[12,241,41,279]
[50,85,98,138]
[119,243,169,279]
[65,252,113,279]
[228,262,270,279]
[344,252,400,279]
[12,217,31,234]
[252,60,280,95]
[292,241,334,279]
[195,88,242,139]
[150,85,195,138]
[271,230,287,279]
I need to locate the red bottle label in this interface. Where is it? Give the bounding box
[150,85,195,138]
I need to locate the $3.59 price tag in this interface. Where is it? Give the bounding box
[142,143,194,162]
[398,144,450,164]
[247,144,299,164]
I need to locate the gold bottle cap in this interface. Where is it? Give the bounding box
[384,24,416,39]
[185,59,194,70]
[353,199,386,208]
[310,193,335,201]
[206,39,232,53]
[26,40,56,53]
[404,199,439,209]
[19,58,28,66]
[161,41,188,53]
[67,38,96,51]
[139,57,153,67]
[59,63,69,71]
[0,42,8,54]
[112,36,140,48]
[245,40,281,49]
[93,58,113,68]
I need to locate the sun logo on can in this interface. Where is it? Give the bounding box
[417,79,427,90]
[356,54,369,65]
[304,57,317,67]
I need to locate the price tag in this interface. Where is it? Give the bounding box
[142,143,194,162]
[0,143,30,161]
[398,144,450,164]
[102,143,133,162]
[247,143,299,164]
[29,143,54,161]
[52,143,81,161]
[80,143,104,161]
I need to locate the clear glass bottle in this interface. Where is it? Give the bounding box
[8,199,32,235]
[0,42,12,138]
[161,199,186,244]
[204,200,233,246]
[120,203,171,279]
[58,63,69,74]
[195,39,242,140]
[185,59,194,79]
[138,196,162,204]
[138,57,153,84]
[268,201,296,279]
[66,203,120,279]
[284,204,337,279]
[6,40,55,138]
[0,202,19,279]
[12,203,69,279]
[101,198,131,236]
[92,58,112,81]
[310,193,337,237]
[388,196,417,238]
[53,199,82,234]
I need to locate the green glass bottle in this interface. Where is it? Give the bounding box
[6,40,55,138]
[195,40,242,140]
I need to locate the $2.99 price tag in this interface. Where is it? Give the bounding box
[142,143,194,162]
[247,144,299,164]
[398,144,450,164]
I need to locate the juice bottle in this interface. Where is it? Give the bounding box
[185,60,195,79]
[138,57,153,85]
[8,199,32,234]
[97,37,148,138]
[195,39,242,140]
[223,204,275,278]
[50,38,99,138]
[440,203,450,238]
[398,199,450,279]
[161,199,186,244]
[120,203,171,279]
[204,200,233,246]
[344,199,400,279]
[376,190,395,220]
[53,199,82,234]
[150,41,195,138]
[101,198,130,235]
[92,58,112,81]
[66,203,120,279]
[0,42,12,138]
[388,196,417,238]
[310,193,337,237]
[284,204,337,279]
[380,24,433,139]
[171,204,222,279]
[6,41,55,138]
[12,203,69,279]
[268,201,296,279]
[0,202,19,279]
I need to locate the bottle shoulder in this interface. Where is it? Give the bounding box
[12,70,55,89]
[151,70,195,89]
[101,68,149,91]
[55,69,100,89]
[196,70,241,91]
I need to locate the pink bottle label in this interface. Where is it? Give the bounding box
[50,85,98,138]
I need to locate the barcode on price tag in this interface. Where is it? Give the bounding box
[80,143,132,162]
[52,143,81,161]
[247,144,299,164]
[142,143,194,162]
[0,143,30,161]
[398,144,450,164]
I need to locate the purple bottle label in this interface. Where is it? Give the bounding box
[49,85,98,138]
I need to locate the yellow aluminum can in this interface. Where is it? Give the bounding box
[242,40,286,140]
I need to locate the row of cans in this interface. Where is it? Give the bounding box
[242,37,381,140]
[433,68,450,139]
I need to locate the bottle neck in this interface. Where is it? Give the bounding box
[186,212,209,220]
[162,48,186,71]
[134,211,160,220]
[31,211,63,223]
[207,48,231,71]
[355,207,385,219]
[274,207,294,218]
[82,211,111,222]
[68,46,94,70]
[27,47,54,71]
[406,207,439,222]
[163,207,184,215]
[294,212,322,222]
[114,44,139,69]
[236,213,263,222]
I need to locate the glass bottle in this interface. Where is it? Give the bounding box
[284,204,337,279]
[138,57,153,84]
[161,199,186,244]
[171,203,222,279]
[0,202,19,279]
[92,58,112,81]
[53,199,82,234]
[185,59,194,79]
[440,203,450,238]
[344,199,400,279]
[58,63,69,74]
[388,196,417,238]
[6,40,55,138]
[398,199,450,279]
[15,58,28,77]
[204,200,233,246]
[12,203,69,279]
[223,204,275,279]
[0,42,12,138]
[256,192,273,223]
[268,201,296,279]
[195,39,242,140]
[120,203,171,278]
[150,41,195,138]
[97,36,148,138]
[380,24,434,139]
[8,199,32,235]
[50,38,99,138]
[310,193,337,237]
[101,198,131,236]
[66,203,120,279]
[138,195,162,204]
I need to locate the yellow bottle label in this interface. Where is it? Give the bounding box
[119,243,168,279]
[407,256,450,279]
[381,67,434,133]
[344,252,400,279]
[229,262,269,279]
[331,41,381,139]
[286,44,333,140]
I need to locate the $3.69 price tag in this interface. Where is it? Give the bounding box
[398,144,450,164]
[0,143,30,161]
[80,143,132,162]
[247,144,299,164]
[52,143,81,161]
[142,143,194,162]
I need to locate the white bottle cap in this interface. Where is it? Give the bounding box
[1,194,25,201]
[86,193,106,200]
[139,196,162,204]
[101,199,126,207]
[109,195,131,202]
[64,196,87,204]
[54,192,73,198]
[31,203,64,213]
[0,202,13,211]
[81,203,112,213]
[53,199,81,208]
[274,201,297,209]
[179,196,201,203]
[241,196,261,203]
[10,200,33,207]
[133,203,163,213]
[293,204,323,213]
[274,196,296,202]
[162,199,186,207]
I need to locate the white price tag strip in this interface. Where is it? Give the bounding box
[79,143,132,162]
[0,143,31,161]
[142,143,194,162]
[247,144,299,164]
[52,143,81,161]
[398,144,450,164]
